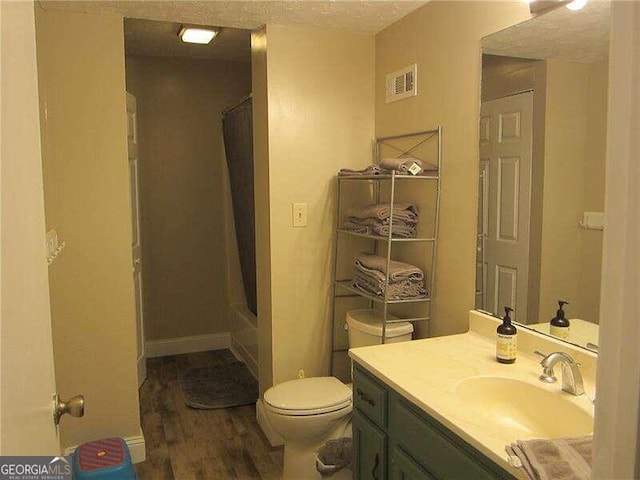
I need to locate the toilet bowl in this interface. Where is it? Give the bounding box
[262,309,413,479]
[263,377,352,479]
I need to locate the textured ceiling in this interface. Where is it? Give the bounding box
[125,18,251,62]
[41,1,428,35]
[482,0,610,63]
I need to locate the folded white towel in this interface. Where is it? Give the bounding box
[338,165,381,176]
[379,157,438,175]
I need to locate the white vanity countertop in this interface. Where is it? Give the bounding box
[348,310,597,478]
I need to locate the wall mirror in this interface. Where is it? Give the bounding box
[475,1,610,352]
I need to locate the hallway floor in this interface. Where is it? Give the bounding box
[135,350,283,479]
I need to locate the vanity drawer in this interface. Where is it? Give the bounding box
[389,395,515,480]
[353,366,387,428]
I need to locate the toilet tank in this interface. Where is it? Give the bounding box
[346,309,413,348]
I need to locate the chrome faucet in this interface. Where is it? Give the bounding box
[536,351,585,396]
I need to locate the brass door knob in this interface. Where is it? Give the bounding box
[54,394,85,425]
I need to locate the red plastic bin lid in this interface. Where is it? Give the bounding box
[78,437,125,471]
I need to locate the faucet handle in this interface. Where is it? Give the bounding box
[539,368,557,383]
[533,351,558,382]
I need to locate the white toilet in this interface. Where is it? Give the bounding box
[262,309,413,479]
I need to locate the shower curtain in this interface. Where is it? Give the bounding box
[222,97,257,315]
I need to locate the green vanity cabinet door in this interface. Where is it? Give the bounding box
[389,446,435,480]
[353,411,387,480]
[388,394,515,480]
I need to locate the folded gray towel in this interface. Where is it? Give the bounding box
[348,216,418,228]
[379,157,438,175]
[344,203,419,224]
[353,274,426,299]
[506,436,592,480]
[338,165,381,176]
[342,221,370,234]
[342,221,416,238]
[355,253,424,282]
[372,223,416,238]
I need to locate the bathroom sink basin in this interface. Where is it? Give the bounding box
[455,376,593,438]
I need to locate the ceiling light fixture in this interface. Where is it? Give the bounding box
[566,0,587,10]
[179,26,218,44]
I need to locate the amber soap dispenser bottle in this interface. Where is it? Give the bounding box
[550,300,570,340]
[496,307,517,364]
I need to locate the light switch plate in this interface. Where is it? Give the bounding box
[582,211,604,230]
[292,203,308,227]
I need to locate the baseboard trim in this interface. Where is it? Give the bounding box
[230,338,258,381]
[64,430,146,464]
[137,354,146,388]
[145,332,231,358]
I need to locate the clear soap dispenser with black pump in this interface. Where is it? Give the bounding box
[496,307,517,364]
[550,300,570,340]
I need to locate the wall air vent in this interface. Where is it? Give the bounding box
[385,64,418,103]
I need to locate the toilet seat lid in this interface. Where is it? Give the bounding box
[264,377,352,416]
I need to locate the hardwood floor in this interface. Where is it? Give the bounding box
[135,350,283,480]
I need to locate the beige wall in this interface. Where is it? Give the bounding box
[264,25,375,385]
[375,1,530,337]
[251,28,274,394]
[539,60,607,324]
[35,7,140,447]
[578,60,607,324]
[125,55,251,340]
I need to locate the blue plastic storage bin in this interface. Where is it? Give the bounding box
[72,437,136,480]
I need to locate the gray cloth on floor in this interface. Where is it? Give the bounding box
[316,438,352,477]
[338,165,381,176]
[181,362,258,409]
[344,202,419,224]
[379,157,438,175]
[355,253,424,282]
[505,436,592,480]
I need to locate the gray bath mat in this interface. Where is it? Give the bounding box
[181,362,258,409]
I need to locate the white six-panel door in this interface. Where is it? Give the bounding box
[126,93,146,387]
[479,92,533,323]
